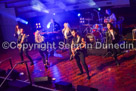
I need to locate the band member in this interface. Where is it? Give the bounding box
[104,9,117,27]
[35,29,49,68]
[47,18,61,33]
[47,18,61,56]
[106,23,120,66]
[62,23,73,59]
[17,28,34,65]
[71,29,90,80]
[14,25,20,38]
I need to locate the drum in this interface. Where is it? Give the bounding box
[93,24,103,29]
[92,31,102,42]
[86,33,95,43]
[92,24,103,33]
[86,32,102,43]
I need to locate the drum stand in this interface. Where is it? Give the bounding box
[102,44,113,58]
[103,51,113,58]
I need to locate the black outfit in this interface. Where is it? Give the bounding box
[38,42,48,65]
[49,22,61,56]
[106,29,120,65]
[17,34,33,64]
[53,22,61,32]
[62,29,73,55]
[72,36,90,78]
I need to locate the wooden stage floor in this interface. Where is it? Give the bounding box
[0,49,136,91]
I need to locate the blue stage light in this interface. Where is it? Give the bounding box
[98,8,101,11]
[16,17,28,24]
[78,13,81,17]
[25,22,28,24]
[53,13,56,15]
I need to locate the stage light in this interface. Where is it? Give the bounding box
[53,13,56,15]
[78,13,81,17]
[25,22,28,24]
[31,0,49,14]
[98,8,101,11]
[67,0,77,3]
[36,23,41,29]
[47,22,51,29]
[16,17,28,25]
[90,0,96,6]
[43,9,49,13]
[57,1,66,9]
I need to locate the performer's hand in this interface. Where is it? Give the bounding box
[76,47,80,50]
[18,44,22,50]
[71,51,75,56]
[72,53,75,57]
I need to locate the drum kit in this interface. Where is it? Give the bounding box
[83,23,108,43]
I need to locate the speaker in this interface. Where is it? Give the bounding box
[0,69,6,76]
[34,76,52,85]
[55,81,73,91]
[7,69,20,80]
[77,85,98,91]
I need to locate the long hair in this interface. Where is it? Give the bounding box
[15,24,20,34]
[64,23,71,29]
[107,23,114,30]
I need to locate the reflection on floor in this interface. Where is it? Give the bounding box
[0,49,136,91]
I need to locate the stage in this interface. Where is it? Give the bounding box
[0,48,136,91]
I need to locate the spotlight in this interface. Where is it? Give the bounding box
[31,0,49,14]
[53,13,56,15]
[78,13,81,17]
[36,23,41,29]
[98,8,101,11]
[16,17,28,25]
[25,22,28,24]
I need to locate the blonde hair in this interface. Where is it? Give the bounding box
[64,23,70,29]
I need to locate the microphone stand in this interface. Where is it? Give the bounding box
[94,9,101,24]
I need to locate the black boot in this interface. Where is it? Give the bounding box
[77,71,83,76]
[87,72,90,80]
[30,62,34,66]
[87,76,91,80]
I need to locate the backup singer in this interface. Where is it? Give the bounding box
[17,28,34,65]
[62,23,73,59]
[71,29,90,80]
[106,23,120,66]
[14,25,20,38]
[35,29,49,68]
